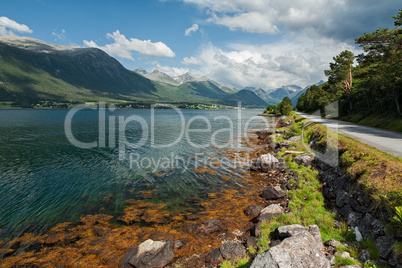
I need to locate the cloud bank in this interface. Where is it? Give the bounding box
[84,30,175,60]
[176,0,399,88]
[0,16,33,36]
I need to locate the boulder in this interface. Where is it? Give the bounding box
[119,239,174,268]
[374,236,396,259]
[293,153,314,167]
[257,204,283,222]
[244,205,263,218]
[219,241,246,261]
[251,153,279,171]
[250,225,330,268]
[262,186,286,200]
[277,225,323,249]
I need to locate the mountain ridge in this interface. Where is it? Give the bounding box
[0,36,268,108]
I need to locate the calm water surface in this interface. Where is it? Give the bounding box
[0,109,272,240]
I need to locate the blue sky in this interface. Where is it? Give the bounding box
[0,0,400,89]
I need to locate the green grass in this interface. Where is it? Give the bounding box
[337,113,402,133]
[335,254,361,267]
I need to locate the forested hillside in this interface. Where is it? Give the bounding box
[296,10,401,129]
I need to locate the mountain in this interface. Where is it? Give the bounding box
[133,69,240,94]
[0,36,266,108]
[268,85,303,101]
[153,80,266,107]
[141,70,178,86]
[243,87,278,105]
[290,80,325,106]
[224,89,268,107]
[0,36,159,106]
[174,72,197,84]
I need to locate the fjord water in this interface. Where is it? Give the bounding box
[0,109,271,240]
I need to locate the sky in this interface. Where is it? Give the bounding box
[0,0,400,89]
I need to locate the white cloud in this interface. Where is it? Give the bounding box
[84,30,175,60]
[181,0,399,39]
[0,16,33,36]
[208,12,278,33]
[185,23,199,36]
[52,29,66,40]
[195,39,360,89]
[154,63,190,77]
[181,56,203,66]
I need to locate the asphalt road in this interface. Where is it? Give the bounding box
[295,112,402,158]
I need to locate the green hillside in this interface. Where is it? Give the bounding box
[0,37,267,108]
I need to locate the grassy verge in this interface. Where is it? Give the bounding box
[224,113,401,268]
[336,113,402,133]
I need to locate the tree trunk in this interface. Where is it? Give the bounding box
[395,94,402,115]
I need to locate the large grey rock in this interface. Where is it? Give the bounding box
[258,204,284,222]
[293,153,314,167]
[251,153,279,171]
[250,227,330,268]
[262,186,286,200]
[119,239,174,268]
[276,224,322,246]
[277,225,324,250]
[219,241,246,261]
[375,236,396,259]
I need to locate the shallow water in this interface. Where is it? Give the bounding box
[0,108,273,240]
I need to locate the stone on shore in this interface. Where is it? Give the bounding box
[261,186,286,200]
[219,241,246,261]
[119,239,174,268]
[293,153,314,167]
[257,204,284,222]
[244,205,263,218]
[250,225,329,268]
[250,153,279,171]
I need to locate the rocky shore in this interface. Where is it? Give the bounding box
[118,114,401,268]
